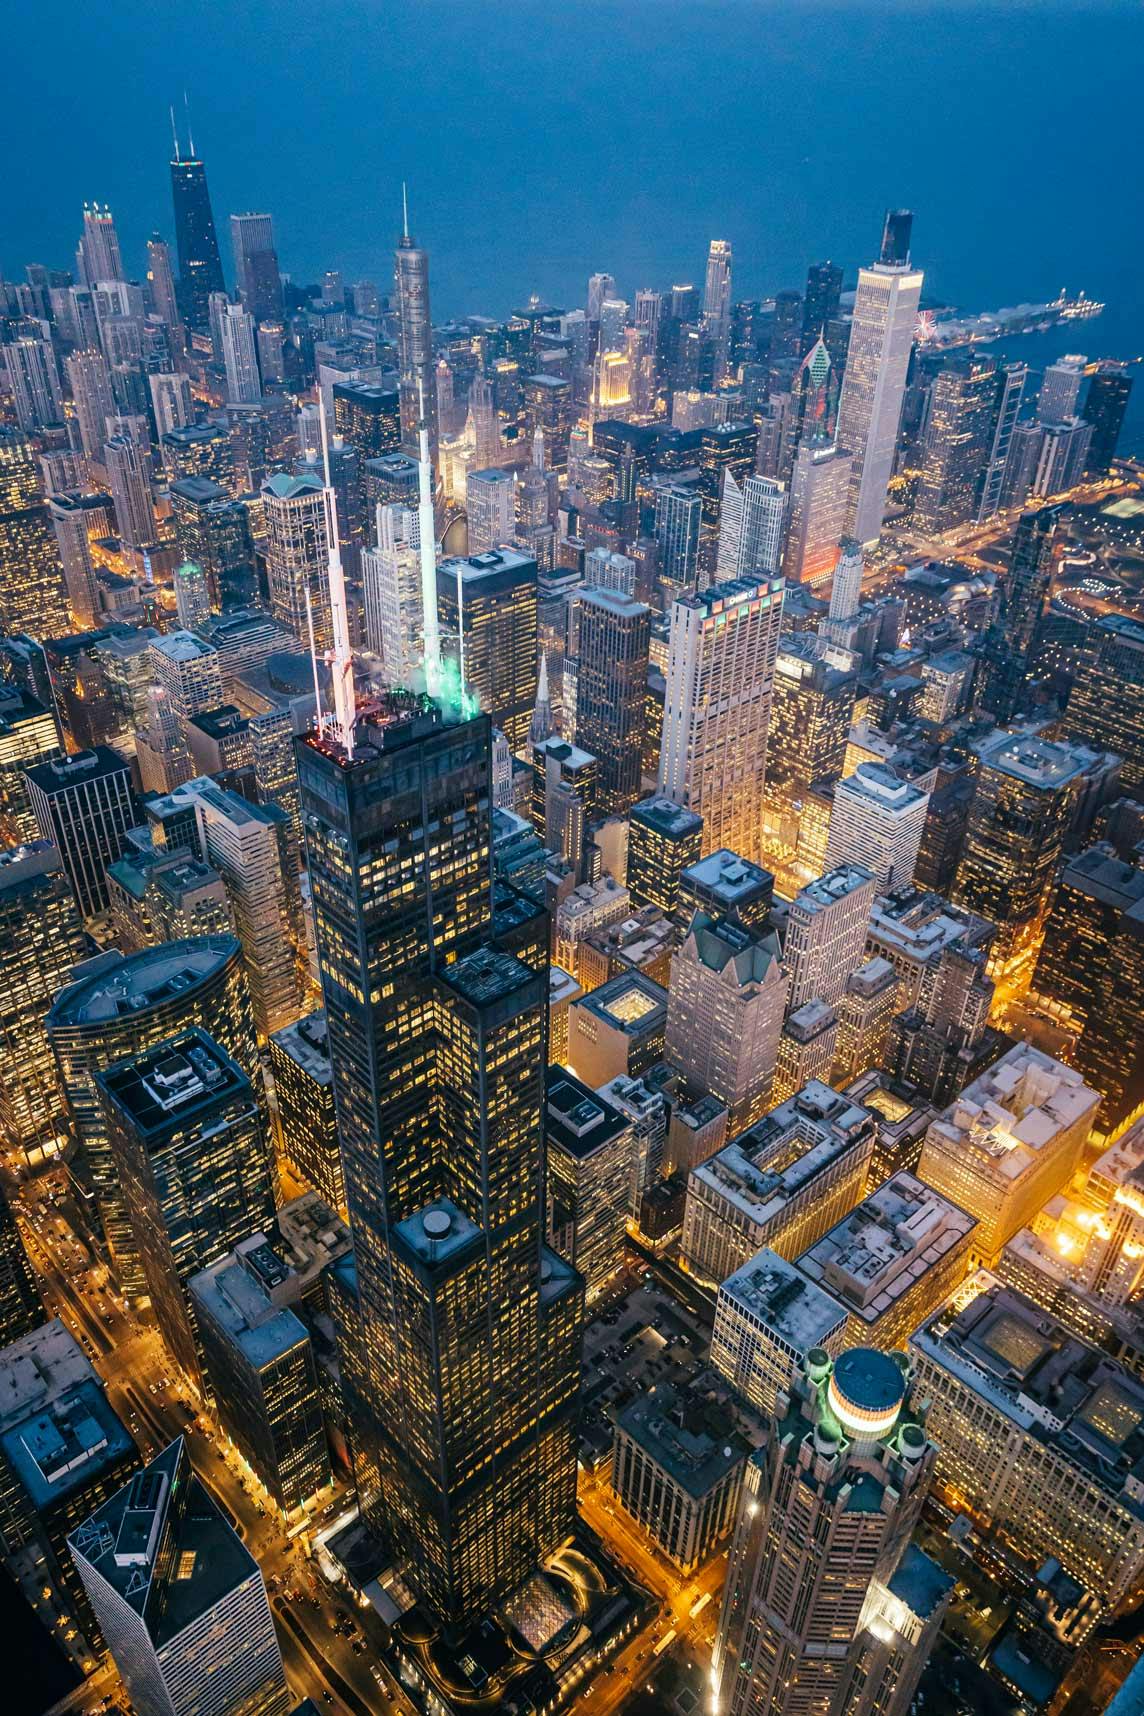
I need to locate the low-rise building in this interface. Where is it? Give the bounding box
[567,970,668,1087]
[611,1382,748,1573]
[773,998,839,1106]
[710,1247,847,1415]
[910,1275,1144,1620]
[917,1044,1100,1264]
[843,1071,937,1189]
[797,1170,977,1352]
[682,1080,876,1284]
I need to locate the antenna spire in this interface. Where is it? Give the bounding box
[183,90,195,157]
[402,181,410,243]
[170,105,181,162]
[416,377,441,700]
[318,392,358,759]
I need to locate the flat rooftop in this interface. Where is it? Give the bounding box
[545,1069,630,1161]
[437,546,536,583]
[0,1320,98,1433]
[925,1044,1100,1182]
[867,886,992,963]
[576,972,667,1036]
[911,1276,1144,1508]
[630,797,703,840]
[48,935,241,1028]
[693,1082,876,1229]
[68,1439,258,1642]
[718,1247,847,1350]
[271,1010,332,1084]
[976,728,1090,790]
[439,946,537,1009]
[1,1380,134,1510]
[190,1252,309,1373]
[799,1170,976,1323]
[97,1030,249,1138]
[617,1383,747,1498]
[793,864,875,913]
[680,849,773,909]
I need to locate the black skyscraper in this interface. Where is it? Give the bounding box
[1082,367,1133,474]
[171,151,226,332]
[801,261,843,355]
[880,208,914,266]
[977,504,1063,722]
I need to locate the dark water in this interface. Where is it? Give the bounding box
[5,1,1142,443]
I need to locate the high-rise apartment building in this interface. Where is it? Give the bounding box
[170,146,226,332]
[784,864,878,1012]
[653,482,702,596]
[975,362,1027,521]
[47,936,259,1298]
[0,843,87,1166]
[25,747,137,920]
[395,211,437,465]
[465,467,516,553]
[70,1438,291,1716]
[825,762,930,890]
[295,700,583,1625]
[702,240,733,380]
[658,574,785,867]
[713,1345,946,1716]
[437,547,539,751]
[220,300,261,404]
[78,201,124,284]
[952,729,1087,980]
[917,1044,1100,1264]
[261,471,332,649]
[1082,364,1133,473]
[570,587,649,815]
[666,913,788,1132]
[229,212,283,322]
[835,212,924,544]
[96,1029,277,1388]
[64,347,116,462]
[3,329,64,431]
[104,433,157,552]
[0,429,69,640]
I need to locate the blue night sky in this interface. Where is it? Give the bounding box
[5,1,1142,429]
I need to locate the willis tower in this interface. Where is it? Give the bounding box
[296,414,583,1625]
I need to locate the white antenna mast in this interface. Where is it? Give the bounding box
[305,588,325,737]
[170,105,181,162]
[417,376,441,700]
[318,393,357,759]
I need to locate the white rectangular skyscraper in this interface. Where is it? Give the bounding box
[835,215,923,546]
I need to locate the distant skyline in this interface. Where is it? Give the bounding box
[5,1,1142,429]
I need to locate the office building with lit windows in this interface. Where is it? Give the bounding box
[627,797,703,919]
[676,847,774,933]
[1066,614,1144,794]
[711,1247,848,1416]
[666,913,788,1133]
[952,730,1088,980]
[797,1170,976,1353]
[96,1030,277,1391]
[0,842,86,1166]
[544,1069,632,1300]
[261,472,332,650]
[437,548,539,751]
[190,1236,331,1515]
[784,864,878,1013]
[658,575,785,867]
[268,1010,344,1212]
[825,763,930,891]
[570,587,650,815]
[917,1044,1100,1265]
[910,1276,1144,1619]
[782,440,852,588]
[682,1080,876,1284]
[296,699,583,1626]
[713,1344,946,1716]
[46,936,259,1300]
[0,685,61,843]
[69,1438,290,1716]
[0,428,70,641]
[612,1382,747,1574]
[566,969,668,1088]
[25,747,137,921]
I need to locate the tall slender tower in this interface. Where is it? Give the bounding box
[169,122,226,332]
[296,693,583,1625]
[78,203,124,285]
[835,210,923,546]
[395,193,438,469]
[703,239,733,382]
[658,573,785,865]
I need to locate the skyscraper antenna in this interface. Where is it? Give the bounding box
[183,90,195,158]
[318,392,358,759]
[170,105,181,162]
[402,181,409,243]
[304,588,325,738]
[416,376,441,700]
